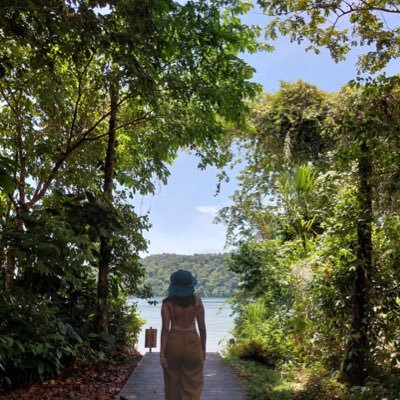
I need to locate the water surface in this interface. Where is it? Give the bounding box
[131,297,234,354]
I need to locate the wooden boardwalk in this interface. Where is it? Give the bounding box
[116,352,247,400]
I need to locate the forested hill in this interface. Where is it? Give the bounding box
[141,253,238,298]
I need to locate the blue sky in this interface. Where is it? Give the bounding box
[134,152,236,255]
[135,6,399,256]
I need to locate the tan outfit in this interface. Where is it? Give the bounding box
[163,298,204,400]
[163,330,204,400]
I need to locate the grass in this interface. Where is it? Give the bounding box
[224,352,400,400]
[225,357,298,399]
[224,354,335,400]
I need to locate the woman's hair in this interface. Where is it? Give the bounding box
[163,294,196,308]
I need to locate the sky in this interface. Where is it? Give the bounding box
[135,6,400,256]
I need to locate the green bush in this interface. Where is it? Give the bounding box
[108,292,145,346]
[0,195,147,389]
[231,300,293,365]
[0,284,144,389]
[0,291,83,387]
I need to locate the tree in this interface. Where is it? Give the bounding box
[88,0,262,333]
[96,75,118,333]
[258,0,400,72]
[248,1,400,385]
[217,81,330,245]
[1,0,261,335]
[221,77,400,386]
[0,0,264,385]
[324,76,400,384]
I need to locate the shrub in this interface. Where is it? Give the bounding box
[231,300,293,366]
[0,291,83,388]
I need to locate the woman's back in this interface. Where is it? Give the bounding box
[164,296,198,330]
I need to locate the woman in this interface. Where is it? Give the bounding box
[160,269,206,400]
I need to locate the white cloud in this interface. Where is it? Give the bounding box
[195,205,220,216]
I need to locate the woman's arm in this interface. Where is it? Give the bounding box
[160,301,171,368]
[196,297,207,360]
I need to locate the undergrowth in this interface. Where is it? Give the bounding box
[223,352,400,400]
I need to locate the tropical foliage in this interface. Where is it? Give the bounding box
[220,1,400,395]
[0,0,259,390]
[2,0,400,396]
[258,0,400,73]
[221,77,400,398]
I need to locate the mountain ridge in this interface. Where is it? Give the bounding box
[141,253,238,298]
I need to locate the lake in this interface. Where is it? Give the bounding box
[130,297,235,354]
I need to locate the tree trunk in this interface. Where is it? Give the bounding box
[4,217,23,292]
[340,139,373,385]
[97,78,118,334]
[4,112,25,292]
[4,246,15,292]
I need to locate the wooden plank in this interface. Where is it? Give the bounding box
[116,352,246,400]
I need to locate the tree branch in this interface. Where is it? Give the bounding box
[114,112,155,131]
[7,193,18,211]
[0,84,18,117]
[268,1,400,18]
[67,55,94,150]
[26,109,112,208]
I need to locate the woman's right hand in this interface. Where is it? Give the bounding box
[160,354,168,369]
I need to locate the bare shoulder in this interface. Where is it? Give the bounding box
[196,295,204,307]
[161,298,171,311]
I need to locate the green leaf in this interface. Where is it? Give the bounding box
[37,360,45,376]
[99,332,116,344]
[65,323,83,343]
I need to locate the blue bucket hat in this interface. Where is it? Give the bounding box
[168,269,197,297]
